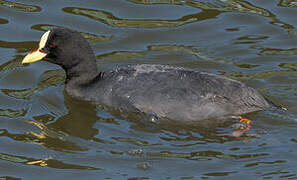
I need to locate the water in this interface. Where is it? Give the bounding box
[0,0,297,179]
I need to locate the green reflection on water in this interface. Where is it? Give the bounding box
[2,88,33,99]
[0,153,27,163]
[62,7,203,28]
[0,176,21,180]
[97,44,204,63]
[0,25,113,53]
[2,70,65,100]
[0,0,41,12]
[221,69,297,80]
[127,0,296,33]
[203,171,237,177]
[1,119,88,152]
[128,0,185,5]
[36,70,65,89]
[279,63,297,71]
[147,44,201,56]
[128,0,271,16]
[259,48,297,56]
[234,63,259,69]
[0,18,8,24]
[0,152,98,170]
[31,24,114,44]
[278,0,297,7]
[0,108,26,118]
[244,160,286,167]
[145,150,268,161]
[0,56,23,73]
[0,41,36,53]
[112,137,150,146]
[234,35,269,45]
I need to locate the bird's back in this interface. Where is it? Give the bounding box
[77,64,272,121]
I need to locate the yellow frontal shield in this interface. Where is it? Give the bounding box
[22,30,50,64]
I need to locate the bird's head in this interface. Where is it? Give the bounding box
[22,28,96,70]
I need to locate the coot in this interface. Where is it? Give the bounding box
[22,28,272,121]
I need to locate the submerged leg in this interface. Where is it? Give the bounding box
[232,116,252,137]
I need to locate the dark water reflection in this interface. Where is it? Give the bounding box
[0,0,297,179]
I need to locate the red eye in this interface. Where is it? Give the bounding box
[49,44,56,48]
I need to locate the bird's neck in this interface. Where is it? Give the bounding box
[63,59,101,89]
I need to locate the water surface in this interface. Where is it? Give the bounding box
[0,0,297,179]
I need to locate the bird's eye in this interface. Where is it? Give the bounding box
[49,44,56,48]
[39,48,45,53]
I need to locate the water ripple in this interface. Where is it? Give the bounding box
[0,0,296,178]
[0,41,36,53]
[127,0,186,5]
[278,0,297,8]
[31,24,114,43]
[2,70,65,100]
[0,0,41,12]
[127,0,296,33]
[0,176,21,180]
[0,108,26,118]
[62,7,202,28]
[258,48,297,56]
[128,0,271,16]
[0,18,8,24]
[0,152,98,170]
[145,150,269,160]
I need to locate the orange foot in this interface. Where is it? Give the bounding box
[232,116,252,137]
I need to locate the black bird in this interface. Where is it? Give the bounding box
[22,28,272,122]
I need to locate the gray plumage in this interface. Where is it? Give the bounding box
[67,64,272,121]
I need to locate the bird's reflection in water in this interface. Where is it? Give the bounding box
[46,92,99,140]
[31,88,256,150]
